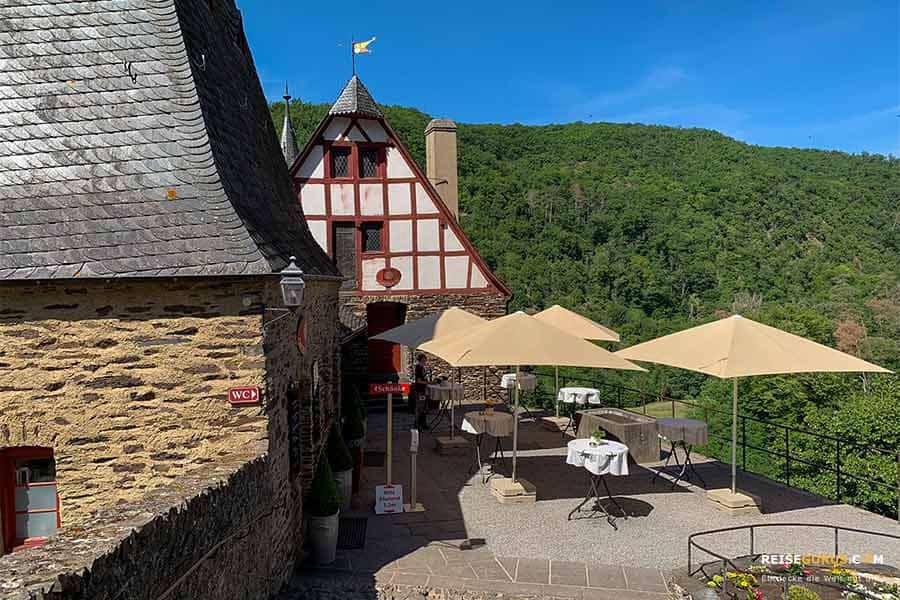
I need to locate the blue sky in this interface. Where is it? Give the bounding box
[240,1,899,156]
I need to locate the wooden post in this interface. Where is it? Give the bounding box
[386,392,393,485]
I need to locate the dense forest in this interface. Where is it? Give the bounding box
[271,99,899,516]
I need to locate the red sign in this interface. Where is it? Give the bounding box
[376,267,402,288]
[368,382,410,395]
[229,386,260,406]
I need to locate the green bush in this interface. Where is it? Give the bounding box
[327,424,354,472]
[307,458,341,517]
[343,396,366,441]
[787,586,821,600]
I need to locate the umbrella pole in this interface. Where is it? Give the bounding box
[512,365,520,483]
[555,366,559,417]
[731,377,738,494]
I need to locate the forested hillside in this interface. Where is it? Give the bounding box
[272,99,899,515]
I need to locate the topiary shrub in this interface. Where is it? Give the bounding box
[307,458,341,517]
[343,396,366,442]
[327,424,354,472]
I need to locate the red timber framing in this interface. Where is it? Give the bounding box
[289,111,510,298]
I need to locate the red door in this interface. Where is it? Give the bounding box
[366,302,406,379]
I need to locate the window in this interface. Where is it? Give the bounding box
[1,448,60,554]
[359,148,380,178]
[330,147,351,178]
[361,222,383,253]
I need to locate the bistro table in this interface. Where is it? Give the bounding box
[500,372,538,419]
[566,438,630,529]
[653,417,708,489]
[558,387,601,437]
[428,382,465,435]
[462,410,514,484]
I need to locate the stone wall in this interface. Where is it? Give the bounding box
[0,275,342,598]
[339,291,508,403]
[0,278,271,526]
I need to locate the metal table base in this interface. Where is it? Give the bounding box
[567,472,627,529]
[652,440,707,489]
[468,433,506,485]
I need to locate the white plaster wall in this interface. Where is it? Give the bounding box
[358,119,388,142]
[443,227,464,251]
[417,255,441,289]
[361,257,386,291]
[298,145,324,179]
[391,255,413,291]
[330,183,355,215]
[387,147,414,178]
[307,220,328,253]
[300,183,326,215]
[388,183,412,215]
[416,183,438,214]
[444,255,469,288]
[360,183,384,215]
[323,117,350,140]
[416,219,440,252]
[389,220,413,252]
[471,264,489,288]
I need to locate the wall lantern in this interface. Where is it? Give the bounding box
[280,256,305,307]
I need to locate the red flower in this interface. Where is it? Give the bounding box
[754,589,763,600]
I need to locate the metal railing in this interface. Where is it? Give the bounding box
[529,369,900,521]
[687,523,900,598]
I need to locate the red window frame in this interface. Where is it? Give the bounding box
[0,447,60,554]
[357,144,386,179]
[327,143,353,179]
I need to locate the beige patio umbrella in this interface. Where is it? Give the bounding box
[616,314,891,495]
[534,305,621,415]
[371,307,487,444]
[419,311,645,482]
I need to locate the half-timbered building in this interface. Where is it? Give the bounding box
[282,77,510,391]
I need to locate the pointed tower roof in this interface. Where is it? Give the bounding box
[281,83,300,166]
[329,75,383,118]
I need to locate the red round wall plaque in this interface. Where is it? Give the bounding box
[376,267,402,288]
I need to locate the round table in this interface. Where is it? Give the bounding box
[462,411,514,483]
[427,382,464,434]
[500,372,537,391]
[558,387,601,436]
[565,438,630,528]
[653,418,709,489]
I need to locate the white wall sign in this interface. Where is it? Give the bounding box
[375,484,404,514]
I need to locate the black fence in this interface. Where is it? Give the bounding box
[528,369,900,522]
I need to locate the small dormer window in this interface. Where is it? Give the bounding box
[359,148,381,178]
[330,147,351,178]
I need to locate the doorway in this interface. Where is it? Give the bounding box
[333,223,357,291]
[366,302,406,379]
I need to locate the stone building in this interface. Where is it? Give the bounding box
[0,0,341,594]
[281,77,510,394]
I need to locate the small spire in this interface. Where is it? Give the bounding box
[280,81,299,166]
[329,75,383,118]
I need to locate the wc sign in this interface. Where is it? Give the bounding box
[228,386,260,406]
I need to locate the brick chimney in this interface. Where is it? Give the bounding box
[425,119,459,221]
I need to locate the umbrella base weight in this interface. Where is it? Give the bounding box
[490,477,536,504]
[403,502,426,513]
[707,488,762,515]
[434,436,470,455]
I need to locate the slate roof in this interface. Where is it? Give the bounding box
[0,0,339,280]
[329,76,383,118]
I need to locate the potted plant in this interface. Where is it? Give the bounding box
[590,427,606,446]
[327,424,354,511]
[307,458,341,564]
[342,395,366,493]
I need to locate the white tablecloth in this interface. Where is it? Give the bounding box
[461,411,514,437]
[500,372,537,391]
[566,439,629,476]
[427,383,464,403]
[558,387,600,405]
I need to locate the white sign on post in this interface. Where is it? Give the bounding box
[375,484,404,514]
